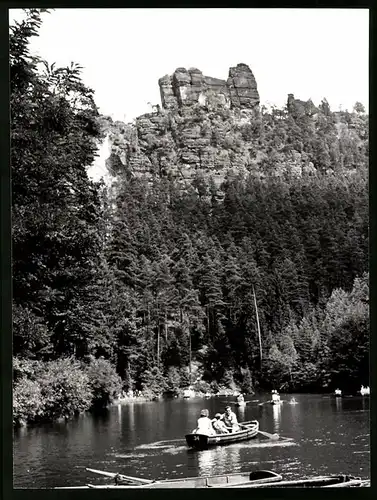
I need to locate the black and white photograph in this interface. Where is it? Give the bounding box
[10,7,370,489]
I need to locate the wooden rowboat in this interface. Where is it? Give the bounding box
[185,420,259,450]
[56,471,366,489]
[66,469,282,489]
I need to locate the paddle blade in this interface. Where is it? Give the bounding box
[258,430,280,440]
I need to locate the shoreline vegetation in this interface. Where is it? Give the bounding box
[11,11,369,428]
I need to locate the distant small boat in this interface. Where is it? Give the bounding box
[360,386,370,396]
[183,389,195,398]
[185,420,259,450]
[270,390,281,405]
[334,389,342,396]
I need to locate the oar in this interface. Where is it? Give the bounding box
[87,483,149,489]
[86,468,154,485]
[258,400,283,406]
[257,429,280,440]
[221,399,259,405]
[258,429,293,441]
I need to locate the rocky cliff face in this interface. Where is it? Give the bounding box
[103,63,330,194]
[104,63,265,192]
[97,65,367,203]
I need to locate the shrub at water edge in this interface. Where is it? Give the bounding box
[86,356,122,408]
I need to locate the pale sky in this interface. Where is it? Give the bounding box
[9,8,369,123]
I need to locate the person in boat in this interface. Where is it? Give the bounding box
[221,406,240,432]
[360,385,369,395]
[193,409,216,436]
[271,390,280,403]
[212,413,230,434]
[237,393,245,403]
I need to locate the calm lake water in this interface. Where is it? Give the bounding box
[13,393,370,488]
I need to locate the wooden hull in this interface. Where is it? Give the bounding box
[58,469,366,489]
[270,400,282,405]
[81,470,282,489]
[186,420,259,450]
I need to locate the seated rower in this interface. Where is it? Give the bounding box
[192,409,215,436]
[237,393,245,403]
[271,390,280,403]
[221,405,240,432]
[212,413,229,434]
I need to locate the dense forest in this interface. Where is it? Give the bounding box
[11,10,369,427]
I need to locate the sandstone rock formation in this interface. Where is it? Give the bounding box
[287,94,319,118]
[159,63,259,111]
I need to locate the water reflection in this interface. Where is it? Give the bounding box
[127,403,135,431]
[335,397,343,412]
[117,403,122,429]
[272,404,281,433]
[92,408,111,428]
[237,405,245,421]
[284,396,299,432]
[195,445,241,476]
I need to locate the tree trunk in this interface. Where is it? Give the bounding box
[147,304,150,336]
[157,326,160,369]
[156,303,159,368]
[253,285,263,368]
[206,305,210,335]
[164,311,167,343]
[189,323,192,385]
